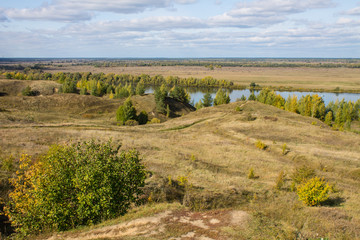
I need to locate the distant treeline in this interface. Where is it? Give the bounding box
[254,88,360,130]
[76,59,360,68]
[1,58,360,70]
[3,71,234,95]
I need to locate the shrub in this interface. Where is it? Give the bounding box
[125,119,139,126]
[150,118,161,124]
[275,171,286,190]
[255,140,267,150]
[5,140,147,236]
[21,86,35,96]
[248,93,256,101]
[282,143,289,155]
[0,155,15,172]
[137,110,148,125]
[296,177,330,206]
[116,98,137,124]
[248,168,255,179]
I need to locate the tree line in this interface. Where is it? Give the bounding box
[3,71,234,91]
[255,88,360,130]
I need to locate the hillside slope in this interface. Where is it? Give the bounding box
[1,97,360,239]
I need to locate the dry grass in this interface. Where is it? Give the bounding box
[47,65,360,92]
[1,91,360,239]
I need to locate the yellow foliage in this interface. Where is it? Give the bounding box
[297,177,331,206]
[255,140,267,150]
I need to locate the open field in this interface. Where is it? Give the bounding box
[44,65,360,92]
[1,81,360,238]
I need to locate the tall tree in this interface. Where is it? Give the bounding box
[202,92,213,107]
[214,88,230,105]
[116,98,137,124]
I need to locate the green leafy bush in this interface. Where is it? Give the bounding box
[5,140,147,236]
[297,177,330,206]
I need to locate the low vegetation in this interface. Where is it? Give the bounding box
[5,140,147,237]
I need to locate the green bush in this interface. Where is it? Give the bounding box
[255,140,267,150]
[116,98,137,124]
[150,118,161,124]
[248,168,255,179]
[137,110,148,125]
[282,143,289,155]
[275,171,286,190]
[21,86,36,96]
[296,177,330,206]
[5,140,147,236]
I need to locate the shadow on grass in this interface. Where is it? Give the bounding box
[321,196,346,207]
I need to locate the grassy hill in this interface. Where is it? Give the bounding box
[0,85,359,239]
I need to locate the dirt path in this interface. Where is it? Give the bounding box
[47,209,250,240]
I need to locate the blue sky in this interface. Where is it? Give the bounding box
[0,0,359,58]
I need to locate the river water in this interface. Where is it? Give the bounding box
[145,87,360,106]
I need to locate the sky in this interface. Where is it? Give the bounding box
[0,0,359,58]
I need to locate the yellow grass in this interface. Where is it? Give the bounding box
[1,91,360,239]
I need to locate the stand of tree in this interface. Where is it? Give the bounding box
[3,71,235,93]
[253,88,360,130]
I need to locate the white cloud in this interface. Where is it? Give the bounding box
[0,9,8,22]
[210,0,335,27]
[6,6,92,22]
[343,6,360,16]
[4,0,199,22]
[60,16,208,36]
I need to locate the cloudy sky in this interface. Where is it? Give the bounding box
[0,0,359,58]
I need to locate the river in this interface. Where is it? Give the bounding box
[145,87,360,106]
